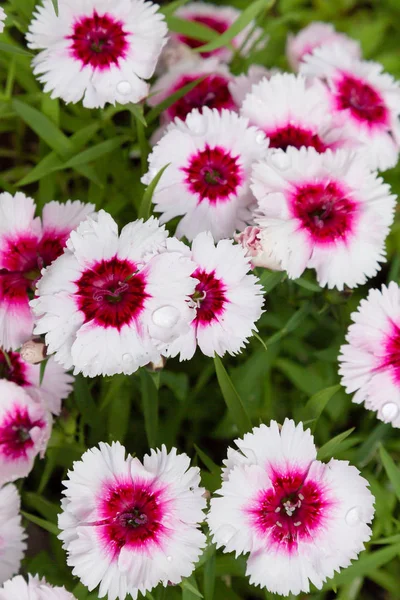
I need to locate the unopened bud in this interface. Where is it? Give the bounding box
[20,340,47,364]
[146,356,166,372]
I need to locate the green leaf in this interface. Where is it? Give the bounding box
[140,369,159,448]
[194,444,220,475]
[379,444,400,502]
[12,99,72,155]
[23,492,59,524]
[193,0,271,54]
[214,356,252,436]
[317,428,355,461]
[265,301,310,346]
[22,511,60,536]
[257,270,286,294]
[61,136,129,169]
[51,0,59,16]
[203,552,216,600]
[325,544,400,587]
[160,371,189,402]
[181,577,203,599]
[147,77,207,125]
[108,386,131,444]
[74,375,101,429]
[139,163,170,220]
[166,16,218,43]
[0,41,33,56]
[301,384,341,431]
[161,0,191,17]
[292,277,321,292]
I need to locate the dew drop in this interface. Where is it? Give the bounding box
[122,353,133,364]
[152,305,180,328]
[381,402,399,422]
[345,506,361,527]
[167,555,173,562]
[117,80,132,95]
[270,151,290,170]
[216,525,237,545]
[256,132,266,145]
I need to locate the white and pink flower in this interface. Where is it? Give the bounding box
[166,232,264,360]
[27,0,167,108]
[142,108,268,242]
[32,211,197,377]
[300,44,400,171]
[339,282,400,427]
[208,419,375,596]
[0,192,94,351]
[0,7,6,33]
[286,22,361,72]
[0,381,51,485]
[228,65,276,108]
[0,350,73,416]
[173,2,265,62]
[0,575,77,599]
[251,147,396,289]
[58,442,206,600]
[234,226,283,271]
[241,73,357,153]
[0,484,26,584]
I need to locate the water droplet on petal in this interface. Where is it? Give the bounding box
[216,524,237,545]
[345,506,361,527]
[256,132,265,145]
[381,402,399,422]
[152,305,180,328]
[117,80,132,95]
[122,353,133,364]
[167,555,173,562]
[270,151,290,170]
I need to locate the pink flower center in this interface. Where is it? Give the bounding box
[379,324,400,383]
[335,74,389,127]
[92,481,165,557]
[249,470,330,552]
[68,11,129,70]
[0,405,45,460]
[192,268,227,325]
[0,351,28,387]
[267,124,327,152]
[290,181,357,244]
[168,74,235,121]
[179,15,229,57]
[183,145,243,204]
[75,258,149,330]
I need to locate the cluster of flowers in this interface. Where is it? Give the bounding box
[0,0,399,598]
[0,421,375,599]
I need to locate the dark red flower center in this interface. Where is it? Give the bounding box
[291,181,357,244]
[168,74,235,121]
[267,124,328,152]
[335,74,389,126]
[192,268,227,325]
[68,11,129,70]
[183,145,243,204]
[0,351,28,387]
[92,481,165,556]
[249,469,330,552]
[0,405,45,460]
[179,15,229,57]
[75,258,149,330]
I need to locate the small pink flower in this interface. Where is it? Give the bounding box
[235,227,283,271]
[0,380,51,485]
[208,419,375,596]
[58,442,206,600]
[0,192,94,351]
[286,22,361,72]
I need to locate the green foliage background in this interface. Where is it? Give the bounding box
[2,0,400,598]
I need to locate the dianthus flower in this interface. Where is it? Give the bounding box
[228,65,276,107]
[208,419,375,596]
[286,22,361,72]
[27,0,167,108]
[234,226,283,271]
[241,73,356,153]
[166,232,264,360]
[0,381,51,485]
[58,442,206,600]
[0,575,77,599]
[0,484,26,584]
[142,108,268,242]
[32,211,197,377]
[251,147,396,289]
[300,44,400,171]
[0,350,73,416]
[339,282,400,427]
[0,192,94,351]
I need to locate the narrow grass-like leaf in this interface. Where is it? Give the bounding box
[317,428,355,461]
[51,0,59,16]
[257,270,286,294]
[194,444,220,475]
[24,492,59,524]
[203,552,216,600]
[379,444,400,502]
[22,511,60,536]
[12,99,72,155]
[140,369,159,448]
[61,136,129,169]
[108,386,131,443]
[161,0,190,17]
[0,42,32,56]
[302,384,341,431]
[193,0,270,54]
[166,16,218,43]
[139,163,170,220]
[214,356,252,435]
[74,375,101,428]
[325,544,400,587]
[147,77,206,124]
[292,277,321,292]
[265,301,310,346]
[181,577,203,599]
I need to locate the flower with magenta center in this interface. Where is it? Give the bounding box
[0,575,77,600]
[208,419,375,596]
[0,484,26,584]
[58,442,206,600]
